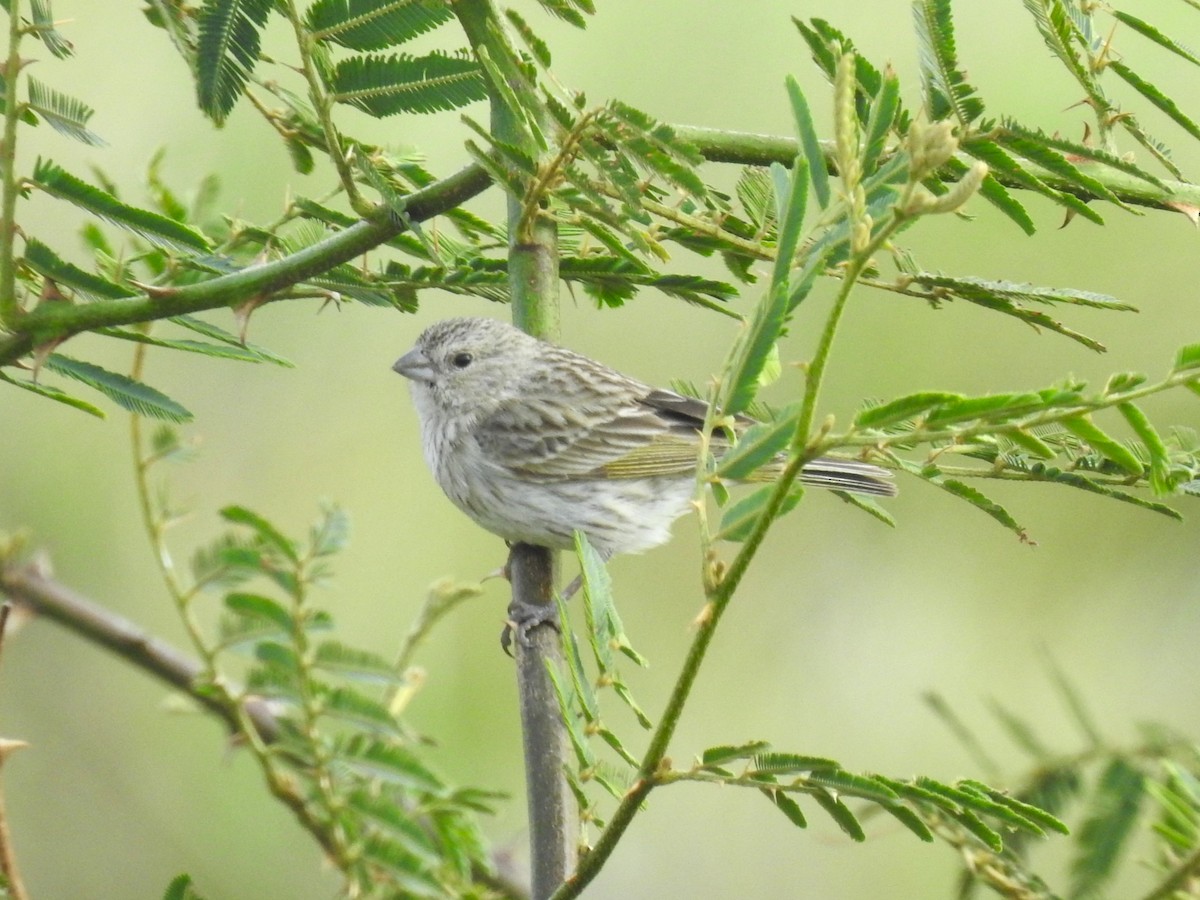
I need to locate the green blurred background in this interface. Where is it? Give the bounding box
[2,1,1199,896]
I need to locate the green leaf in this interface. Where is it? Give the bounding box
[715,484,804,543]
[544,657,594,770]
[963,138,1104,225]
[358,836,443,897]
[557,592,600,723]
[736,167,776,234]
[0,370,106,417]
[29,0,73,58]
[805,769,899,803]
[721,158,805,415]
[977,170,1036,235]
[918,776,1050,835]
[1061,414,1144,476]
[31,160,210,252]
[861,68,900,174]
[1113,11,1200,66]
[26,78,104,146]
[959,780,1069,835]
[1006,428,1057,459]
[43,354,192,422]
[605,101,706,197]
[910,274,1132,311]
[321,685,404,735]
[785,75,829,208]
[1174,343,1200,373]
[313,640,403,684]
[763,788,808,828]
[332,52,487,117]
[951,808,1004,852]
[162,873,205,900]
[1071,757,1146,898]
[997,118,1168,191]
[1020,0,1105,113]
[195,0,274,124]
[1042,469,1183,519]
[22,239,134,301]
[938,479,1028,540]
[1118,402,1171,494]
[505,9,552,67]
[993,129,1123,207]
[220,505,300,563]
[340,740,445,793]
[715,403,801,480]
[925,391,1044,426]
[531,0,591,28]
[700,740,772,768]
[169,315,292,366]
[224,592,293,632]
[310,504,351,557]
[912,0,985,124]
[811,787,865,841]
[94,328,271,364]
[306,0,454,52]
[1108,60,1200,141]
[751,752,840,775]
[878,802,935,842]
[854,392,964,428]
[254,640,301,675]
[346,791,440,866]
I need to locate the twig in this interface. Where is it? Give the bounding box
[0,600,30,900]
[0,746,28,900]
[0,561,280,741]
[453,1,575,895]
[0,0,24,330]
[0,161,494,366]
[1140,842,1200,900]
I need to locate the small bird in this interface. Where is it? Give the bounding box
[393,317,895,561]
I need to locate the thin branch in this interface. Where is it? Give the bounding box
[0,600,29,900]
[0,747,29,900]
[0,0,24,329]
[0,161,493,366]
[281,0,364,211]
[0,560,281,741]
[455,2,575,896]
[1141,842,1200,900]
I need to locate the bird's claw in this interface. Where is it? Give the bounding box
[500,598,560,656]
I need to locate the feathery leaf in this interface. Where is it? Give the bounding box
[332,51,487,117]
[195,0,274,124]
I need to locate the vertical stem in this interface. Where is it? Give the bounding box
[508,543,575,898]
[0,763,28,900]
[0,1,24,330]
[281,0,362,210]
[454,2,575,895]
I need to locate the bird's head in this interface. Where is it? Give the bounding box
[393,317,542,420]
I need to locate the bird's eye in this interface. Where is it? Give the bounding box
[451,352,474,369]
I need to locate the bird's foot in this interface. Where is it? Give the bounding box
[501,596,560,656]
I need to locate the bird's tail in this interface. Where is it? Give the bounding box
[795,457,897,497]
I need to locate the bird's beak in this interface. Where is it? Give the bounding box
[392,347,435,383]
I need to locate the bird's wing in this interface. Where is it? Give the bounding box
[474,376,705,481]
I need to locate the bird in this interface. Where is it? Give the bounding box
[392,316,895,563]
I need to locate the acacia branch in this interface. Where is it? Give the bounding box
[0,560,281,741]
[0,161,493,365]
[1,122,1192,369]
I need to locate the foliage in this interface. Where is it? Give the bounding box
[0,0,1198,898]
[134,416,500,897]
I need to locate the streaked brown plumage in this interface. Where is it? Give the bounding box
[393,317,894,558]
